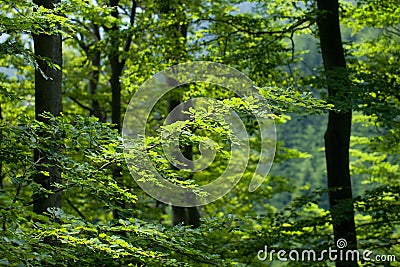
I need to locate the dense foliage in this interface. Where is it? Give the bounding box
[0,0,399,266]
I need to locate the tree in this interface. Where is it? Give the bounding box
[316,0,357,266]
[157,0,201,227]
[106,0,137,219]
[32,0,63,215]
[106,0,136,133]
[3,0,399,266]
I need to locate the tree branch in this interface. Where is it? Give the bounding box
[66,197,86,220]
[70,18,101,42]
[68,96,93,112]
[193,17,312,36]
[121,0,137,66]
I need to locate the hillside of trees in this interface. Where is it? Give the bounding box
[0,0,399,266]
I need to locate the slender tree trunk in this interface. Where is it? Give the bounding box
[110,62,124,219]
[109,0,124,219]
[316,1,357,266]
[108,0,123,133]
[107,0,136,218]
[159,1,200,228]
[107,0,136,132]
[0,103,3,190]
[167,100,200,228]
[110,63,123,133]
[89,23,105,122]
[32,0,63,214]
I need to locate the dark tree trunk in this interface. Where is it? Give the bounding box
[110,61,124,219]
[107,0,136,219]
[108,0,123,133]
[159,1,200,228]
[107,0,136,133]
[108,0,124,219]
[167,100,200,228]
[0,103,2,190]
[32,0,63,214]
[89,23,105,122]
[316,1,358,266]
[110,62,123,133]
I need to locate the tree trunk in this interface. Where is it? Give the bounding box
[109,9,124,219]
[159,1,200,228]
[107,0,137,218]
[89,23,105,122]
[167,99,200,228]
[0,103,3,190]
[110,61,123,133]
[316,1,358,266]
[108,0,123,133]
[32,0,63,214]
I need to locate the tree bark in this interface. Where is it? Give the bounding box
[0,103,3,190]
[108,0,123,133]
[159,0,200,228]
[89,23,105,122]
[316,1,358,266]
[108,0,136,133]
[167,99,200,228]
[32,0,63,214]
[107,0,136,219]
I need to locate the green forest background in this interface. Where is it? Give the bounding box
[0,0,399,266]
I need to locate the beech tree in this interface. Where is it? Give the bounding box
[158,0,201,228]
[32,0,63,214]
[316,0,357,266]
[0,0,398,266]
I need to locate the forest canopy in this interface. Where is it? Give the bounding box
[0,0,399,266]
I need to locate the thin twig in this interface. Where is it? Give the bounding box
[66,197,86,220]
[68,96,93,112]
